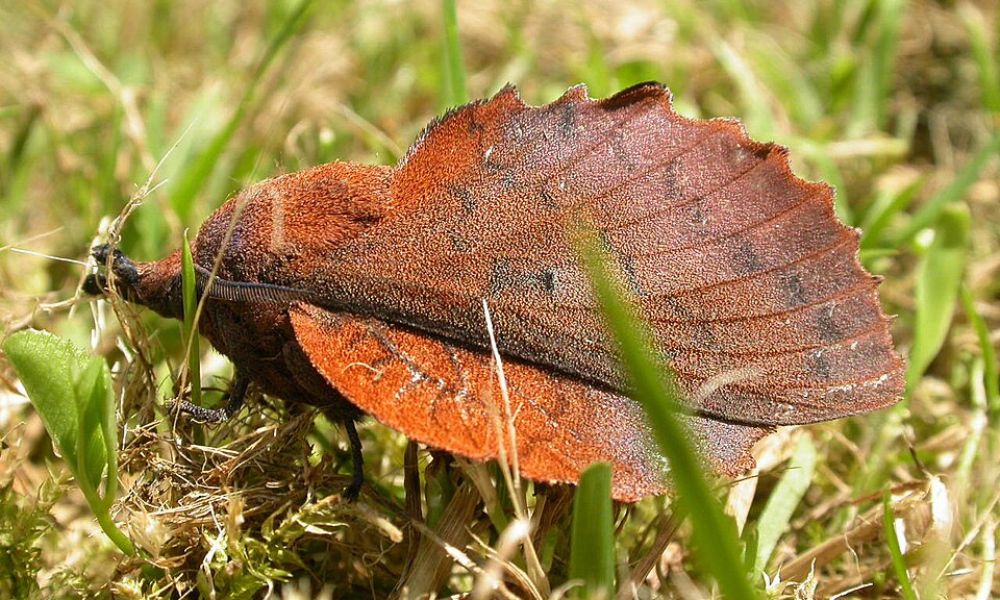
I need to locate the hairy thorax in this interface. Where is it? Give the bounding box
[189,161,395,417]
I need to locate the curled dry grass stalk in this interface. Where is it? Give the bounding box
[1,0,999,598]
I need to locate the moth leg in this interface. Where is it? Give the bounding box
[178,372,250,423]
[342,418,365,501]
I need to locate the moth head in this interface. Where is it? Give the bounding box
[84,244,184,320]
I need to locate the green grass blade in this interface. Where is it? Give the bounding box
[169,0,314,221]
[746,39,823,129]
[872,0,904,129]
[907,204,971,390]
[849,55,879,137]
[714,39,774,138]
[848,0,904,134]
[751,435,817,575]
[860,176,923,249]
[441,0,468,107]
[578,229,759,600]
[959,3,1000,113]
[961,286,999,415]
[181,235,201,406]
[569,462,615,599]
[812,152,853,225]
[883,492,917,600]
[893,133,1000,244]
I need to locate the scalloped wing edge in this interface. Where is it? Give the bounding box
[393,81,905,422]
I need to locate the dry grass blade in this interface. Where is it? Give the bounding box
[975,518,996,600]
[398,482,480,598]
[481,300,549,597]
[618,512,683,599]
[780,483,931,585]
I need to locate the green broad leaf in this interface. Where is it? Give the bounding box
[3,330,134,555]
[907,205,971,390]
[752,434,817,575]
[75,357,113,495]
[578,228,760,600]
[3,330,93,472]
[569,462,615,599]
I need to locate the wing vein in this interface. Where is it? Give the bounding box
[547,270,875,326]
[603,140,765,234]
[658,234,856,300]
[638,186,826,258]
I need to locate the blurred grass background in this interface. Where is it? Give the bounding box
[0,0,998,597]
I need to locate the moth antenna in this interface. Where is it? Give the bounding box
[194,264,316,304]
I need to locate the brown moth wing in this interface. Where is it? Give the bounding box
[289,303,769,502]
[297,83,904,426]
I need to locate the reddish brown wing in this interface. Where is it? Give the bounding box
[299,83,904,425]
[289,303,768,502]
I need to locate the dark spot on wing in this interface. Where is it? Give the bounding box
[488,260,563,297]
[560,103,576,137]
[540,268,557,294]
[662,160,680,202]
[598,229,644,296]
[689,199,705,226]
[499,169,516,191]
[539,186,558,209]
[353,212,382,226]
[449,231,470,253]
[467,113,485,136]
[693,325,718,350]
[810,350,832,380]
[816,306,842,343]
[619,254,644,296]
[664,295,693,320]
[489,258,514,294]
[734,239,763,274]
[779,272,808,306]
[449,185,477,213]
[611,133,634,171]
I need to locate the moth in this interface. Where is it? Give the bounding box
[85,82,905,501]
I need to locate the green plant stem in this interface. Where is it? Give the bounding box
[441,0,468,106]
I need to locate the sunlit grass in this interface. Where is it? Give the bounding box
[0,0,997,597]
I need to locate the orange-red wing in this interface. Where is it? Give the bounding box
[298,83,904,426]
[289,303,769,502]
